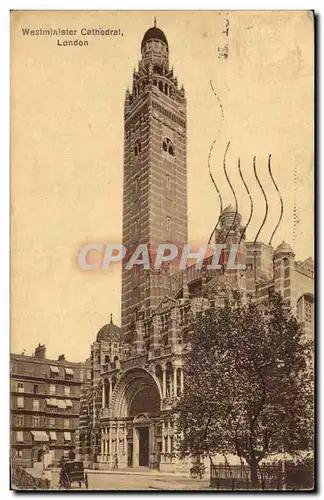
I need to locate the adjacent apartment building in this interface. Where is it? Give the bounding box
[11,343,91,468]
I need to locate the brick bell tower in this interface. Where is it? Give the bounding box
[121,21,188,341]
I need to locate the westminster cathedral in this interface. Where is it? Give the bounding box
[78,23,314,473]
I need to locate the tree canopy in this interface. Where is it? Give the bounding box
[174,292,314,485]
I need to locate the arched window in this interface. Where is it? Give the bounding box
[153,79,157,86]
[145,339,150,352]
[166,175,171,190]
[104,355,110,364]
[182,329,189,344]
[134,139,141,156]
[162,138,175,157]
[166,217,172,231]
[162,334,168,346]
[158,81,164,92]
[164,83,168,95]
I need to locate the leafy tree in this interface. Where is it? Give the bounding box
[174,292,313,487]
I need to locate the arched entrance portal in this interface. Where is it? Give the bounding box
[109,368,162,469]
[129,385,160,467]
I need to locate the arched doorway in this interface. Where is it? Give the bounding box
[112,368,161,468]
[37,448,43,463]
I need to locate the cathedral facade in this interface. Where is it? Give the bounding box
[78,24,314,473]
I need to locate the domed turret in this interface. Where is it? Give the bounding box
[220,204,242,228]
[274,241,295,256]
[96,314,121,343]
[140,20,169,70]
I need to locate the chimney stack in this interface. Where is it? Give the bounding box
[34,344,46,360]
[58,354,65,361]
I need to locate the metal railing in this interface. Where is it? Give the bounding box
[210,462,314,491]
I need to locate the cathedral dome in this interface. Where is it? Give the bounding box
[96,314,121,343]
[141,26,169,51]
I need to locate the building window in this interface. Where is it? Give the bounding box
[17,397,24,409]
[304,298,313,324]
[64,419,70,429]
[32,416,40,428]
[33,385,39,394]
[16,431,24,443]
[16,449,23,458]
[64,432,72,442]
[134,139,141,156]
[162,138,175,157]
[49,385,56,395]
[49,417,55,428]
[105,355,110,364]
[64,386,70,396]
[16,415,24,427]
[17,382,24,393]
[64,368,74,380]
[166,217,172,232]
[166,175,171,190]
[49,366,59,378]
[33,400,40,411]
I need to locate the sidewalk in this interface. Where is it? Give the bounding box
[84,467,194,478]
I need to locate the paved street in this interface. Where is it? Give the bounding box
[49,469,211,491]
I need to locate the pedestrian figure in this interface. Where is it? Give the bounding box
[114,454,118,470]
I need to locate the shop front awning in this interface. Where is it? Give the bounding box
[64,368,74,376]
[31,431,49,442]
[45,398,58,406]
[56,399,66,409]
[49,431,57,441]
[50,365,59,373]
[64,432,71,441]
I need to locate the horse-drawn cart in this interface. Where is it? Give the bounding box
[59,460,88,489]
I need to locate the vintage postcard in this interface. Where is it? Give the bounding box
[10,10,314,491]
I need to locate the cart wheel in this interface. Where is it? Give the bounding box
[191,470,198,479]
[199,471,204,479]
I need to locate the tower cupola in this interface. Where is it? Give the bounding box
[141,20,169,69]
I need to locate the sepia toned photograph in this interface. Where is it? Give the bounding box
[10,10,314,491]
